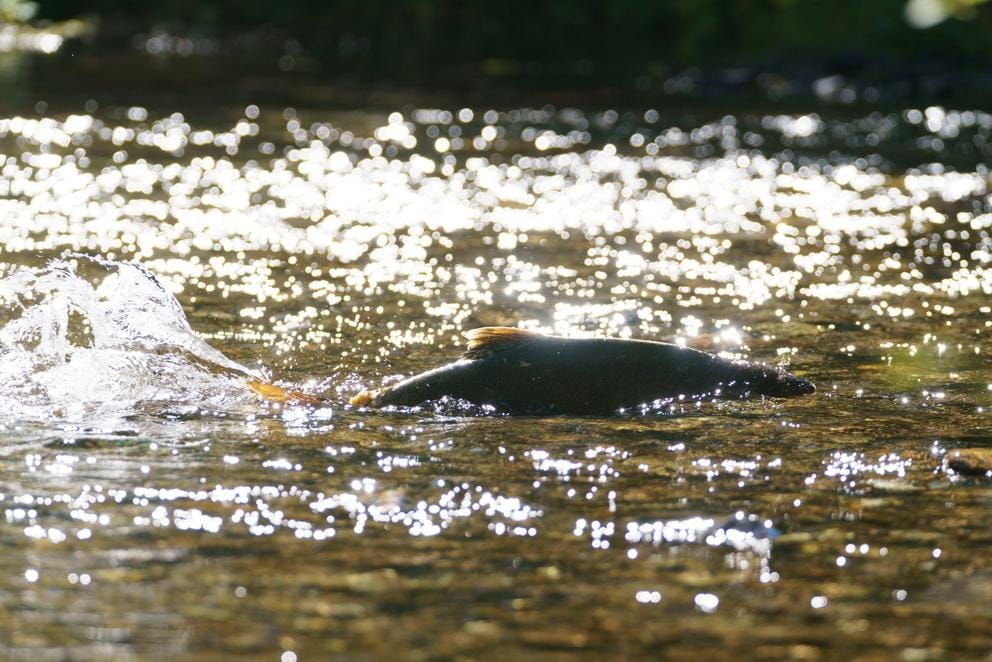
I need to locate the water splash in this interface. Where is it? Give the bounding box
[0,255,262,422]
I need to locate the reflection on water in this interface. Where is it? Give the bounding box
[1,92,991,658]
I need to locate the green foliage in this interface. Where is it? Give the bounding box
[1,0,38,23]
[30,0,992,70]
[906,0,992,27]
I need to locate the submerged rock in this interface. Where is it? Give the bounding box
[946,448,992,477]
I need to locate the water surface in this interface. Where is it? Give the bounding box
[1,69,991,659]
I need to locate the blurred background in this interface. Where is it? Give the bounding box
[4,0,992,108]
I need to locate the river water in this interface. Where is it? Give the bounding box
[1,49,991,660]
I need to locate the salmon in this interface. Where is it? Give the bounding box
[351,327,815,415]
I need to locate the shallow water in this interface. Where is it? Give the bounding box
[1,64,992,659]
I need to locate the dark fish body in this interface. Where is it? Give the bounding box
[352,327,814,415]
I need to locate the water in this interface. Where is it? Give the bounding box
[1,60,992,659]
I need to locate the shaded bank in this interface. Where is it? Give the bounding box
[31,0,992,92]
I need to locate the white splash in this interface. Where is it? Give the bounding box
[0,256,260,422]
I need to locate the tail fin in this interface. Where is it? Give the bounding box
[349,388,380,406]
[246,379,322,405]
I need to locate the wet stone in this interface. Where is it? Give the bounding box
[866,478,924,493]
[519,629,590,650]
[946,448,992,477]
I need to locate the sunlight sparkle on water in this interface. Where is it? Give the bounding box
[1,99,991,656]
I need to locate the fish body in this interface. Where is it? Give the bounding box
[352,327,814,415]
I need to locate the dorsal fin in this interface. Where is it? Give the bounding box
[463,326,542,359]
